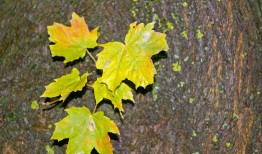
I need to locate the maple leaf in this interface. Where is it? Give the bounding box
[93,78,134,113]
[51,106,119,154]
[41,68,89,101]
[48,12,98,63]
[96,22,168,91]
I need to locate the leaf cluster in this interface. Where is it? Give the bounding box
[40,12,168,154]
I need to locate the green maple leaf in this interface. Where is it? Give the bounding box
[48,12,98,63]
[96,22,168,91]
[41,68,89,101]
[93,78,134,113]
[51,106,119,154]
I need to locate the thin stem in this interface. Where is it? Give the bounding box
[86,50,97,64]
[93,104,97,113]
[120,112,124,119]
[87,49,96,114]
[86,84,94,90]
[41,98,60,106]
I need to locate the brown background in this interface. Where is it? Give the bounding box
[0,0,261,153]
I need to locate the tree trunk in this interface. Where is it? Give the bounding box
[0,0,261,153]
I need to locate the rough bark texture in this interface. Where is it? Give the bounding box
[0,0,261,154]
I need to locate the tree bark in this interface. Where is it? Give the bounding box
[0,0,261,153]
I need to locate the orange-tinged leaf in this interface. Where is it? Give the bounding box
[51,107,119,154]
[48,12,98,63]
[96,22,168,91]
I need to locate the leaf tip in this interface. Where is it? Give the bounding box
[145,22,156,30]
[72,12,80,19]
[130,21,138,29]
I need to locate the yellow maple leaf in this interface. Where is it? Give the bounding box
[48,12,98,63]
